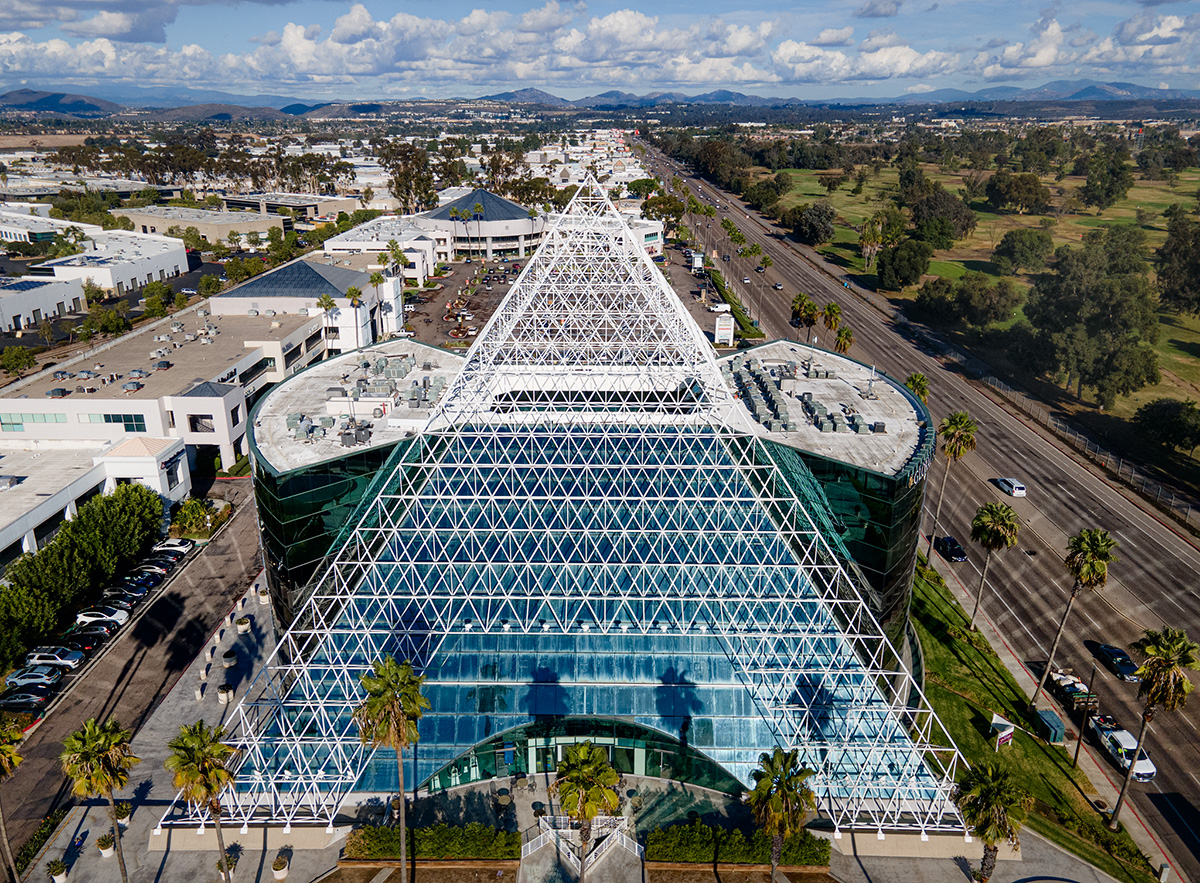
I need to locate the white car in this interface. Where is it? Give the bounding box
[998,477,1026,497]
[153,538,195,555]
[5,665,63,689]
[1089,715,1156,781]
[76,606,131,627]
[742,276,751,284]
[25,646,86,670]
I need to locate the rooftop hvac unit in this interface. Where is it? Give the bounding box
[264,310,275,317]
[200,336,214,345]
[198,308,209,317]
[0,476,18,491]
[298,308,309,316]
[247,309,259,317]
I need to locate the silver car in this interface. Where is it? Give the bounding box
[24,646,86,670]
[5,665,63,689]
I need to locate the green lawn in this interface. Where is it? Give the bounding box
[911,564,1157,883]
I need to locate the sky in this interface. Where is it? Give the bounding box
[0,0,1197,101]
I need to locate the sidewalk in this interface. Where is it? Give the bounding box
[926,550,1181,881]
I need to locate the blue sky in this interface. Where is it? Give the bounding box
[0,0,1196,100]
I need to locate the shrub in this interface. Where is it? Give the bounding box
[16,808,68,872]
[343,822,521,860]
[644,820,829,866]
[273,856,288,871]
[97,832,114,849]
[46,859,67,875]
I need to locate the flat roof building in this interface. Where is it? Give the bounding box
[113,206,287,243]
[0,276,87,332]
[222,192,359,219]
[32,230,188,296]
[0,211,103,244]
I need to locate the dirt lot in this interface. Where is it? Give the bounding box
[0,134,92,150]
[405,262,520,351]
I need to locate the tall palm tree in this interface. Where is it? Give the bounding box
[834,326,854,354]
[165,722,238,883]
[953,762,1031,883]
[473,200,485,261]
[368,271,386,333]
[353,656,429,883]
[316,291,338,350]
[905,372,929,404]
[821,301,841,331]
[748,747,817,883]
[549,741,620,883]
[0,722,22,883]
[795,296,820,343]
[927,411,978,559]
[968,503,1020,629]
[346,286,364,352]
[1030,528,1119,712]
[1108,627,1200,830]
[61,718,141,883]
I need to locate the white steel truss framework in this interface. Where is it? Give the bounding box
[166,178,965,836]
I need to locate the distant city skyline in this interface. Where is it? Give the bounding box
[0,0,1195,101]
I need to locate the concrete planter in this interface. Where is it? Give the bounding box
[99,845,114,858]
[222,650,237,669]
[217,685,233,705]
[258,590,270,606]
[50,873,67,883]
[236,617,251,634]
[272,861,289,880]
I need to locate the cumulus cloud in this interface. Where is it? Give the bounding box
[854,0,902,19]
[979,16,1065,79]
[812,27,854,47]
[772,37,951,82]
[1114,12,1185,45]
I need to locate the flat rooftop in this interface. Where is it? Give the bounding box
[252,339,464,474]
[719,340,928,477]
[0,212,88,235]
[324,216,440,249]
[113,206,279,225]
[38,232,181,269]
[0,446,106,537]
[8,310,312,402]
[226,193,347,207]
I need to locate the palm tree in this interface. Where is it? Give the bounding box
[834,325,854,354]
[953,763,1031,883]
[795,296,820,342]
[473,200,485,261]
[316,291,338,350]
[821,301,841,331]
[748,747,817,883]
[926,411,978,559]
[968,503,1020,629]
[165,722,238,883]
[1030,528,1119,712]
[448,206,461,259]
[346,286,364,352]
[1108,627,1200,830]
[0,722,22,883]
[61,718,141,883]
[905,372,929,404]
[549,741,620,883]
[353,656,430,883]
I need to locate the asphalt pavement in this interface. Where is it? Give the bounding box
[644,148,1200,883]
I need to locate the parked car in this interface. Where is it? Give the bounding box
[153,538,195,555]
[112,582,151,599]
[180,287,197,295]
[98,595,135,612]
[134,562,170,576]
[151,548,185,563]
[61,632,105,654]
[997,477,1027,497]
[1097,644,1140,682]
[24,646,86,670]
[1089,714,1156,781]
[75,606,130,627]
[119,571,162,589]
[0,685,55,709]
[933,536,968,562]
[5,665,63,689]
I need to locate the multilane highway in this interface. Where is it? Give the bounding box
[643,148,1200,881]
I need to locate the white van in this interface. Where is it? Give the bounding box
[707,303,731,314]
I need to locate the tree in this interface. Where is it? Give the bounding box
[61,718,140,883]
[993,228,1053,274]
[793,295,820,338]
[346,286,363,352]
[226,230,241,252]
[1133,398,1200,452]
[0,721,22,883]
[968,503,1020,629]
[794,201,835,245]
[911,184,977,240]
[1109,628,1200,830]
[1080,147,1134,212]
[165,722,237,883]
[353,656,429,883]
[954,763,1031,883]
[199,274,223,296]
[821,302,841,332]
[877,239,933,290]
[1031,529,1119,712]
[985,170,1050,214]
[834,325,854,354]
[955,273,1023,326]
[174,290,189,311]
[904,372,929,404]
[748,747,817,883]
[377,142,436,214]
[472,201,485,257]
[549,742,620,882]
[928,411,978,559]
[0,346,36,378]
[642,193,686,235]
[143,294,167,318]
[359,185,374,209]
[1156,214,1200,314]
[316,292,338,345]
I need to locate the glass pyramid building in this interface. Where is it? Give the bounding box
[209,178,964,835]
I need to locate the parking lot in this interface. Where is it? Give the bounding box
[402,260,520,349]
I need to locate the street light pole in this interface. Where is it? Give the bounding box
[1073,661,1099,769]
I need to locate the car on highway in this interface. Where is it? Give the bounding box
[1096,644,1140,682]
[25,646,86,670]
[5,665,63,689]
[998,477,1027,497]
[154,538,194,555]
[773,283,784,290]
[1089,714,1156,781]
[75,606,130,627]
[0,685,55,710]
[742,276,751,284]
[933,536,968,562]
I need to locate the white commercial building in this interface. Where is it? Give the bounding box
[322,218,446,285]
[0,211,103,245]
[35,231,188,296]
[0,277,87,332]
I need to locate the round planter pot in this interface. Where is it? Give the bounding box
[258,591,270,606]
[222,652,237,669]
[51,873,67,883]
[272,864,289,880]
[118,818,129,829]
[217,688,233,705]
[99,845,114,858]
[236,619,251,635]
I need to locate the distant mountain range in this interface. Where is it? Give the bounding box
[0,78,1197,122]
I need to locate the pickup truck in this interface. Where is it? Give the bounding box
[1088,714,1156,781]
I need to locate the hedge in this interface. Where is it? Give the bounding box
[644,820,829,866]
[707,269,765,339]
[16,807,69,873]
[343,823,521,861]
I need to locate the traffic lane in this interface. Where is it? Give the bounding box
[3,489,261,844]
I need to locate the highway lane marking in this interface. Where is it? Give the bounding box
[1183,715,1197,731]
[1153,781,1200,850]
